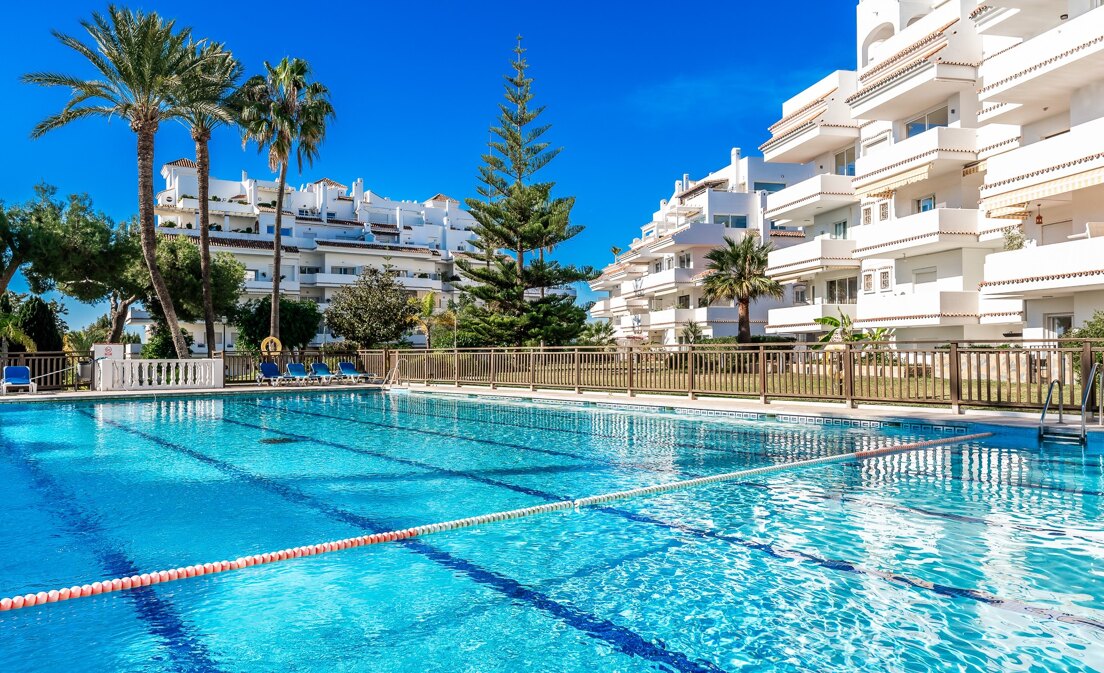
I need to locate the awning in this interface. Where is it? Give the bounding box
[981,167,1104,214]
[855,165,931,199]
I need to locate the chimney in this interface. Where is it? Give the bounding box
[731,148,743,193]
[682,173,690,190]
[352,178,364,203]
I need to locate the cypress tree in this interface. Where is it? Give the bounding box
[457,38,594,347]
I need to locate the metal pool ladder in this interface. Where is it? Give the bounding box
[1039,362,1102,445]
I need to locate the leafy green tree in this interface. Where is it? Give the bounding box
[141,326,194,359]
[681,321,704,344]
[13,296,66,352]
[409,292,450,349]
[139,235,245,328]
[455,39,595,346]
[326,268,416,348]
[175,42,242,356]
[232,296,322,352]
[23,7,224,358]
[702,235,784,343]
[238,57,334,341]
[12,185,143,342]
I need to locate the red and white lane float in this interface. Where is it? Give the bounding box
[0,432,991,612]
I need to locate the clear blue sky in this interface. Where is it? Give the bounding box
[1,0,856,330]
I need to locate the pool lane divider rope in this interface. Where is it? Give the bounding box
[0,431,991,613]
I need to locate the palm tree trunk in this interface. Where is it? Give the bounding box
[195,131,217,357]
[737,297,751,344]
[136,126,189,359]
[270,160,289,340]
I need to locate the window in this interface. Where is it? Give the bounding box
[753,182,786,193]
[676,294,691,309]
[664,257,674,271]
[653,261,663,274]
[714,214,748,228]
[879,202,890,221]
[862,207,872,225]
[915,195,935,213]
[913,267,937,286]
[863,272,874,293]
[298,266,321,274]
[834,147,856,176]
[905,105,948,138]
[879,269,891,291]
[676,252,692,269]
[1047,314,1074,337]
[332,266,358,275]
[794,284,809,305]
[826,277,859,304]
[831,221,848,240]
[265,226,293,236]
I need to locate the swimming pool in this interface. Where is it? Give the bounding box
[0,390,1100,672]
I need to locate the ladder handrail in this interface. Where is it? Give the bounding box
[1040,378,1064,425]
[1080,360,1102,440]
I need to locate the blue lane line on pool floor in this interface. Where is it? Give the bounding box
[84,411,727,673]
[226,407,1103,632]
[0,438,222,673]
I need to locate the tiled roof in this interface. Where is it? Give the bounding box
[425,193,460,204]
[257,206,294,215]
[859,18,959,83]
[768,230,806,238]
[166,158,198,168]
[313,177,348,190]
[767,88,836,134]
[978,269,1104,288]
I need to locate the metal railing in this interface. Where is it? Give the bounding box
[353,339,1104,413]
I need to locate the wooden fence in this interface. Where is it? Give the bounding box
[362,340,1104,413]
[0,351,91,391]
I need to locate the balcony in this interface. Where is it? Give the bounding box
[622,267,695,295]
[299,273,356,287]
[648,306,741,328]
[973,1,1064,39]
[617,313,650,331]
[607,295,650,315]
[851,208,1004,259]
[849,5,979,119]
[589,298,612,317]
[978,6,1104,125]
[760,71,859,163]
[397,275,447,291]
[245,277,299,293]
[764,173,857,225]
[854,127,977,198]
[980,117,1104,217]
[766,302,858,334]
[854,291,986,327]
[766,238,859,282]
[981,236,1104,298]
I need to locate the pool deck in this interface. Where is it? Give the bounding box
[3,381,1101,443]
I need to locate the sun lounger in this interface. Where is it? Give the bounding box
[257,361,285,386]
[285,362,315,385]
[1,366,37,395]
[337,361,378,383]
[311,362,336,384]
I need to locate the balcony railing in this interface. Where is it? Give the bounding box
[766,238,859,281]
[851,208,995,258]
[854,127,977,197]
[764,173,857,224]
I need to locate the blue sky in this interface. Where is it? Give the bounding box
[1,0,856,329]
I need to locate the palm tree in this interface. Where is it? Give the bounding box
[0,313,35,360]
[702,235,783,343]
[409,292,439,349]
[681,321,704,344]
[175,42,242,356]
[22,7,215,359]
[238,58,334,341]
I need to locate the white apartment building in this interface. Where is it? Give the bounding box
[762,0,1104,343]
[588,149,811,344]
[131,159,483,351]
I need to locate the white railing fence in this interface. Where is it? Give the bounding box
[96,359,225,392]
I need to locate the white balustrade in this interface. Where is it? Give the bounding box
[96,359,225,392]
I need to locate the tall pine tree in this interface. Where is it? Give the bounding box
[457,38,594,346]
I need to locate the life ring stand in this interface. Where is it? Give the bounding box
[260,336,283,355]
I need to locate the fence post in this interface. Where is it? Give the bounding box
[1082,340,1094,415]
[948,342,962,413]
[529,348,536,391]
[687,344,696,400]
[627,345,635,397]
[758,346,768,404]
[842,343,855,408]
[423,350,429,386]
[453,347,461,388]
[574,347,581,394]
[489,348,497,389]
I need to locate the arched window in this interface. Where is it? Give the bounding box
[862,23,895,66]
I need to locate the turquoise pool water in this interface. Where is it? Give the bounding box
[0,390,1100,672]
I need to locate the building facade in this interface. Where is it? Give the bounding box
[588,149,811,344]
[761,0,1104,343]
[131,160,484,351]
